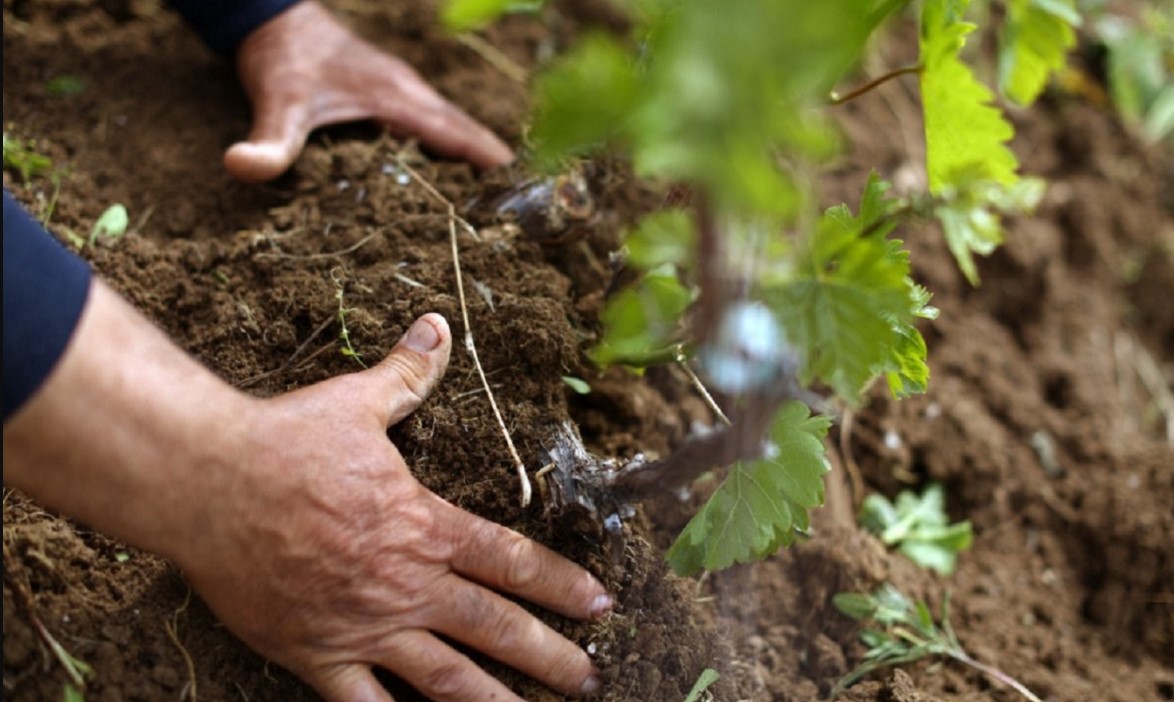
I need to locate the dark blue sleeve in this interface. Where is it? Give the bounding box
[3,191,93,422]
[168,0,303,56]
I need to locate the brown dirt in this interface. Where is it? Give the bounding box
[4,2,1173,701]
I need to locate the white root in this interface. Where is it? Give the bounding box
[395,155,533,506]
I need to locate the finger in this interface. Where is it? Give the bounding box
[310,663,396,702]
[361,313,453,427]
[382,100,514,170]
[224,88,313,183]
[379,630,526,702]
[447,510,613,621]
[428,576,601,698]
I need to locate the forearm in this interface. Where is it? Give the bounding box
[3,278,256,564]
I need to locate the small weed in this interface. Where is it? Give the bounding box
[3,132,53,182]
[832,585,1043,701]
[330,268,366,368]
[859,483,972,575]
[86,204,129,249]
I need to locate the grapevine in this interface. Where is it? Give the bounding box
[447,0,1077,575]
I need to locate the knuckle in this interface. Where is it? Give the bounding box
[503,534,542,591]
[421,660,470,698]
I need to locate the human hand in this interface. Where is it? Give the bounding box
[179,313,609,702]
[225,1,514,182]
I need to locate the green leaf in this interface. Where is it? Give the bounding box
[63,684,85,702]
[88,204,129,247]
[561,376,591,394]
[935,177,1045,284]
[46,75,86,97]
[920,0,1020,192]
[590,264,693,368]
[531,34,640,167]
[683,668,721,702]
[3,133,53,182]
[999,0,1080,106]
[441,0,546,31]
[666,401,831,576]
[624,209,696,270]
[833,592,879,620]
[769,175,926,401]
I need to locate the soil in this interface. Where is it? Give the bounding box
[3,1,1173,701]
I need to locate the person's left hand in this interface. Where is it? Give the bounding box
[225,1,514,182]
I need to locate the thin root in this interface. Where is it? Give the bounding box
[395,154,533,507]
[164,585,197,702]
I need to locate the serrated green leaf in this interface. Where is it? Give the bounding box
[590,264,692,368]
[666,401,830,576]
[999,0,1079,106]
[441,0,546,31]
[920,0,1020,192]
[935,178,1044,284]
[769,175,925,401]
[624,209,696,269]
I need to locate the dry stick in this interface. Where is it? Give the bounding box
[675,349,731,427]
[235,314,336,389]
[395,157,533,507]
[253,233,374,261]
[829,64,923,105]
[838,408,866,510]
[164,586,197,702]
[1129,335,1174,445]
[456,33,528,84]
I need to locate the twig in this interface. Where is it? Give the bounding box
[253,233,374,261]
[838,408,865,509]
[1128,334,1174,445]
[2,569,92,689]
[830,64,923,105]
[676,349,731,426]
[456,33,528,84]
[948,649,1044,702]
[164,585,197,702]
[395,156,533,507]
[235,315,336,388]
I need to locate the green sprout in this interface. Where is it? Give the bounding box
[3,132,54,182]
[833,585,1043,701]
[331,269,367,368]
[859,483,973,575]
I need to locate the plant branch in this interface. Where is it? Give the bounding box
[947,649,1045,702]
[829,64,923,105]
[395,155,533,507]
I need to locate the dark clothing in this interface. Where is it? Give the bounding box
[3,0,299,421]
[170,0,301,56]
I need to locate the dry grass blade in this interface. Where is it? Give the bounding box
[394,155,533,507]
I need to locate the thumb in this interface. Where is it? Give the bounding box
[223,97,312,183]
[363,313,453,427]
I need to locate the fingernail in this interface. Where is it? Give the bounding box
[404,317,440,352]
[580,674,602,697]
[589,594,614,618]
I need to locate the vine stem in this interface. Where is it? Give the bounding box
[395,156,533,507]
[829,64,923,105]
[947,649,1045,702]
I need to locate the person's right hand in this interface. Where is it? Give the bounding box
[182,313,611,701]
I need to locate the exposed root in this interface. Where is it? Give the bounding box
[838,408,866,510]
[235,314,336,389]
[394,153,532,507]
[164,585,197,702]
